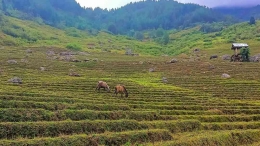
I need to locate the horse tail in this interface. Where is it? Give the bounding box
[122,85,128,97]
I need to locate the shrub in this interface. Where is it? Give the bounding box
[66,43,82,51]
[65,28,82,37]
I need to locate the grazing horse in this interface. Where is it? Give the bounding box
[96,81,110,92]
[114,85,128,97]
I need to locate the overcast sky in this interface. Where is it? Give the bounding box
[75,0,260,9]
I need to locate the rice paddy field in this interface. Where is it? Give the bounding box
[0,46,260,146]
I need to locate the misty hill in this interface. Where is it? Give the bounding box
[0,0,237,34]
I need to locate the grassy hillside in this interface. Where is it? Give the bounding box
[1,14,260,56]
[0,42,260,145]
[1,12,260,145]
[0,15,163,55]
[164,21,260,55]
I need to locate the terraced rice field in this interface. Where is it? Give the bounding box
[1,47,260,145]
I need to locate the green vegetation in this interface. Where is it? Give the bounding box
[0,0,236,35]
[1,13,260,56]
[0,42,260,145]
[1,1,260,145]
[66,43,82,51]
[0,39,260,145]
[240,47,250,62]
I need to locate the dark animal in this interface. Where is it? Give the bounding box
[114,85,128,97]
[210,55,218,59]
[96,81,110,92]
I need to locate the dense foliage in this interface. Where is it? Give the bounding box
[0,0,260,56]
[0,0,237,35]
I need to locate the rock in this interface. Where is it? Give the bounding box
[221,73,231,78]
[170,59,178,63]
[69,72,81,77]
[26,49,32,53]
[7,60,17,64]
[209,64,215,70]
[84,59,91,62]
[162,77,168,83]
[250,54,260,62]
[60,51,74,56]
[46,50,55,56]
[78,52,90,56]
[93,58,98,62]
[69,69,80,77]
[250,56,259,62]
[40,67,45,71]
[149,68,155,72]
[193,48,200,53]
[8,77,22,84]
[125,49,133,55]
[71,59,81,62]
[60,55,72,61]
[21,59,28,63]
[222,54,231,60]
[210,55,218,59]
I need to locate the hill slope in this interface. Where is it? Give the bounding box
[0,14,164,55]
[1,38,260,145]
[0,0,236,34]
[1,13,260,56]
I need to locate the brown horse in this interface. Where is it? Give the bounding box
[96,81,110,92]
[114,85,128,97]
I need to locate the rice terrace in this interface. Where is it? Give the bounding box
[1,0,260,146]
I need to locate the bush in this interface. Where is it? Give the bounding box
[66,43,82,51]
[65,28,82,37]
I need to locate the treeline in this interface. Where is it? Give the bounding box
[103,0,235,34]
[0,0,238,35]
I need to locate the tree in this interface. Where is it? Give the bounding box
[162,32,169,45]
[155,27,164,37]
[240,47,250,62]
[128,29,135,37]
[249,16,255,25]
[134,31,144,40]
[0,12,3,23]
[108,23,117,34]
